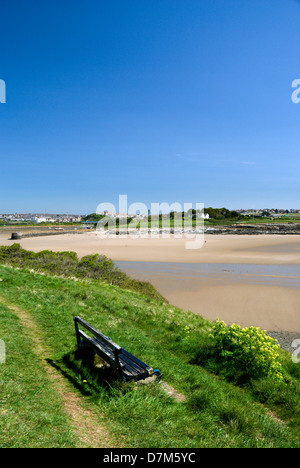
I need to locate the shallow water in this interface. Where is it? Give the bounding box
[116,261,300,290]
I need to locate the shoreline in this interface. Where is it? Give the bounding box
[0,231,299,265]
[0,231,299,336]
[2,220,300,240]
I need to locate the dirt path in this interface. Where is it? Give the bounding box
[0,296,118,448]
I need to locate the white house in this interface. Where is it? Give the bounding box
[197,213,210,219]
[32,216,47,223]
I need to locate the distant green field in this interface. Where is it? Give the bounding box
[110,215,300,229]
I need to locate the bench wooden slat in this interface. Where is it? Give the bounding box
[119,353,151,375]
[122,348,153,372]
[119,357,143,376]
[119,358,150,379]
[121,367,150,380]
[79,331,113,357]
[75,316,121,352]
[78,330,117,368]
[122,368,149,380]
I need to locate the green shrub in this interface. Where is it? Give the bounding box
[77,254,116,279]
[0,244,165,302]
[209,319,286,383]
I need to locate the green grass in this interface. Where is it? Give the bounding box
[205,216,300,226]
[0,301,77,447]
[102,215,300,230]
[0,264,300,448]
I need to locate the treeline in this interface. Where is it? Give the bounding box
[0,244,165,303]
[204,207,242,220]
[82,213,134,226]
[83,209,243,222]
[82,213,105,222]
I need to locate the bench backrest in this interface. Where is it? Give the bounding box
[74,316,122,352]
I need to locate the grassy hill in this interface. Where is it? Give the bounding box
[0,246,299,448]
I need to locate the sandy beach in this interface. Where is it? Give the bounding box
[0,230,299,333]
[1,230,299,264]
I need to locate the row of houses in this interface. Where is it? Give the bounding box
[0,214,82,223]
[31,215,82,223]
[97,212,146,220]
[237,209,300,215]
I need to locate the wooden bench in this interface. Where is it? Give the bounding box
[74,316,161,382]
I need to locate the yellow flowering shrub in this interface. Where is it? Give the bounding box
[210,319,286,383]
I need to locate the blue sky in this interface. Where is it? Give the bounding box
[0,0,299,214]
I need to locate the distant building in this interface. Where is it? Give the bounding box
[197,213,210,219]
[32,216,47,223]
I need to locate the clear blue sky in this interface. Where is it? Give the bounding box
[0,0,299,214]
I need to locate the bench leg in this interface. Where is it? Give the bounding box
[74,317,82,348]
[113,347,127,381]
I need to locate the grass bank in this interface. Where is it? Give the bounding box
[0,243,165,303]
[0,253,299,447]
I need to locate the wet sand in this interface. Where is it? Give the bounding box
[0,231,299,333]
[116,261,300,332]
[0,231,299,265]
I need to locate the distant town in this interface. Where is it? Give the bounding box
[0,208,299,225]
[0,213,83,224]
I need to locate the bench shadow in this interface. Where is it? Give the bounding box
[46,347,123,397]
